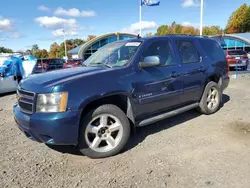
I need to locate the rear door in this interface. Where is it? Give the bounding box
[174,39,206,104]
[133,38,183,119]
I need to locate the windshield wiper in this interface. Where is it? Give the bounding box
[88,62,113,68]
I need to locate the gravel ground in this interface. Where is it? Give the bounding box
[1,78,250,188]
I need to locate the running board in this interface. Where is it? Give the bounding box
[138,103,199,127]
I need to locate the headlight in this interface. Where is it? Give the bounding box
[36,92,68,113]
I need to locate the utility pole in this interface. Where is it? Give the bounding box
[63,29,67,60]
[200,0,204,36]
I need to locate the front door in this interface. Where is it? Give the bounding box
[133,39,183,120]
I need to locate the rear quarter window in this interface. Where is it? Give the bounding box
[199,39,226,61]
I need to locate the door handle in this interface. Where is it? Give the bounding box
[170,72,179,78]
[199,66,206,72]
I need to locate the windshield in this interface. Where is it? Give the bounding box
[84,41,141,67]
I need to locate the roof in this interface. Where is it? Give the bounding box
[78,32,137,58]
[226,33,250,43]
[210,33,250,44]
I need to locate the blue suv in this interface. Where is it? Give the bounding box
[13,36,229,158]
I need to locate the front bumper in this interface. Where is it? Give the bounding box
[13,103,81,145]
[229,60,249,67]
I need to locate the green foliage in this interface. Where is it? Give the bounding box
[48,42,60,58]
[72,38,85,46]
[31,44,39,51]
[0,47,13,53]
[155,25,169,36]
[225,3,249,33]
[155,22,221,36]
[32,49,48,59]
[87,35,96,41]
[241,7,250,32]
[203,26,222,36]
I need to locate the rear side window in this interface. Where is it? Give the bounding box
[199,39,226,61]
[176,41,200,64]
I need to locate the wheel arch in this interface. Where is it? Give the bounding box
[199,74,222,102]
[206,74,220,84]
[79,92,136,130]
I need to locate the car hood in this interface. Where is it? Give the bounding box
[19,66,107,92]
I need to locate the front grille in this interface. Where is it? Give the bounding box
[17,89,35,114]
[19,101,33,113]
[17,89,35,99]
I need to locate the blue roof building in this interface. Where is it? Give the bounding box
[210,33,250,53]
[68,32,136,60]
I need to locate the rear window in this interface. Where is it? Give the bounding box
[228,50,246,56]
[199,39,226,61]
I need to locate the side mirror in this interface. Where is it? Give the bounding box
[139,56,161,69]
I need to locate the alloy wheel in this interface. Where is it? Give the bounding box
[207,87,219,110]
[84,114,123,153]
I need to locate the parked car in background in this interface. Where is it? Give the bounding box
[63,59,84,68]
[225,50,249,70]
[247,52,250,59]
[0,54,36,94]
[0,55,19,94]
[32,58,65,74]
[14,36,229,158]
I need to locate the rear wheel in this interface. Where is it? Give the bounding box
[197,81,221,115]
[78,104,131,158]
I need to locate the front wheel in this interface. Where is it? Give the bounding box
[197,81,222,115]
[78,104,131,158]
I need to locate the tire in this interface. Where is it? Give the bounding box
[78,104,131,158]
[197,81,222,115]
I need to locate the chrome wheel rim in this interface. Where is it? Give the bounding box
[84,114,123,153]
[207,87,219,110]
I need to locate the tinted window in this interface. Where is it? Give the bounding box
[142,40,176,66]
[199,39,226,61]
[228,50,246,56]
[176,40,199,64]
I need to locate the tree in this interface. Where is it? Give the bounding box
[155,25,169,36]
[225,3,249,33]
[241,6,250,32]
[0,47,13,53]
[31,44,39,51]
[168,21,177,34]
[26,49,32,55]
[49,42,60,58]
[40,49,48,58]
[181,26,198,35]
[72,38,85,47]
[87,35,96,41]
[203,26,222,36]
[175,24,182,34]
